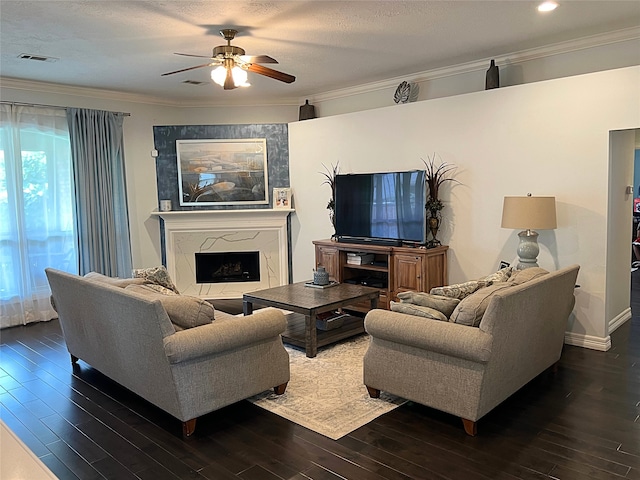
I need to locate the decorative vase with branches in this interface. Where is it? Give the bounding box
[320,162,340,233]
[422,155,458,247]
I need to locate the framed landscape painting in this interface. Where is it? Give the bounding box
[176,138,269,206]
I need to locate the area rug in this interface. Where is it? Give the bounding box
[248,334,406,440]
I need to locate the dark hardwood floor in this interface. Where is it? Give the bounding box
[2,283,640,479]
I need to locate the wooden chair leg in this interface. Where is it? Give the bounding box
[274,382,288,395]
[182,418,197,437]
[461,418,477,436]
[366,386,381,398]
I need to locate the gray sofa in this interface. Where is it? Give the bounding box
[363,264,579,435]
[46,268,290,436]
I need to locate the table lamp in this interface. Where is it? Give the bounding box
[501,194,557,269]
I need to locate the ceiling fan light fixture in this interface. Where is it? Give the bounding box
[211,65,227,86]
[537,1,558,12]
[211,65,250,88]
[232,66,249,87]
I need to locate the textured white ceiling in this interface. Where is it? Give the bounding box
[1,1,639,104]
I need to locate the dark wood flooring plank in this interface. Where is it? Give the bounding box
[0,391,58,444]
[40,413,109,464]
[39,452,81,480]
[238,464,282,480]
[46,439,104,480]
[73,418,164,474]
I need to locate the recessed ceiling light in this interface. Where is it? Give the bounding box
[538,1,558,12]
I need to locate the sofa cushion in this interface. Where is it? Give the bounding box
[479,266,514,283]
[84,272,148,288]
[397,291,460,317]
[430,280,491,300]
[132,266,179,294]
[390,301,448,322]
[124,284,215,329]
[449,283,514,327]
[508,267,549,285]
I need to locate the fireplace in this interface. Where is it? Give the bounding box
[152,209,292,299]
[195,252,260,283]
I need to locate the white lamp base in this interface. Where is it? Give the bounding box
[516,230,540,269]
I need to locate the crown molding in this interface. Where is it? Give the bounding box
[0,77,176,106]
[0,77,301,108]
[303,26,640,103]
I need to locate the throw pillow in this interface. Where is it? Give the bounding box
[141,283,179,295]
[390,301,448,322]
[132,266,179,294]
[508,267,549,285]
[124,284,215,329]
[449,283,513,327]
[430,280,491,300]
[479,265,514,283]
[397,291,460,318]
[84,272,148,288]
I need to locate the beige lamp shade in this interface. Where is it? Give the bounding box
[501,196,557,230]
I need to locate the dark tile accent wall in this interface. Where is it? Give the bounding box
[153,124,290,210]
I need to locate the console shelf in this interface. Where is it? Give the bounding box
[313,239,448,310]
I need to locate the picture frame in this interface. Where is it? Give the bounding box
[273,187,292,209]
[176,138,268,206]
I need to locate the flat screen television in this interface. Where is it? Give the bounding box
[334,170,427,246]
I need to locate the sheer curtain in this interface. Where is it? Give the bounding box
[0,105,76,328]
[66,108,132,277]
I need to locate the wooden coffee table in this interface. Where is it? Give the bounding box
[243,282,379,357]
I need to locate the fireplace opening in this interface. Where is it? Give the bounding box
[195,252,260,283]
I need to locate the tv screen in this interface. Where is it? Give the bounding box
[334,170,426,245]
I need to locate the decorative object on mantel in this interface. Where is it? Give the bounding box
[299,99,316,120]
[273,187,292,208]
[501,194,557,269]
[393,81,419,104]
[485,59,500,90]
[320,162,340,234]
[422,154,459,248]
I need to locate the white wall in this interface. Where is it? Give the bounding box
[289,66,640,349]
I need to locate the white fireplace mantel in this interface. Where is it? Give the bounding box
[151,208,294,299]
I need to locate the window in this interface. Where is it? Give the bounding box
[0,105,76,327]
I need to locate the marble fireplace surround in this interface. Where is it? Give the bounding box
[152,209,292,299]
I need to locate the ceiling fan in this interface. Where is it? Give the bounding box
[161,29,296,90]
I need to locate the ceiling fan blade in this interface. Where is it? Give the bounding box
[239,55,278,64]
[174,52,215,59]
[247,64,295,84]
[223,68,236,90]
[161,63,213,76]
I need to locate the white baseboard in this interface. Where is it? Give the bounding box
[564,332,611,351]
[609,307,632,335]
[563,308,632,351]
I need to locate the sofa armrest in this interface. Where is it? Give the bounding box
[364,309,492,363]
[163,307,286,364]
